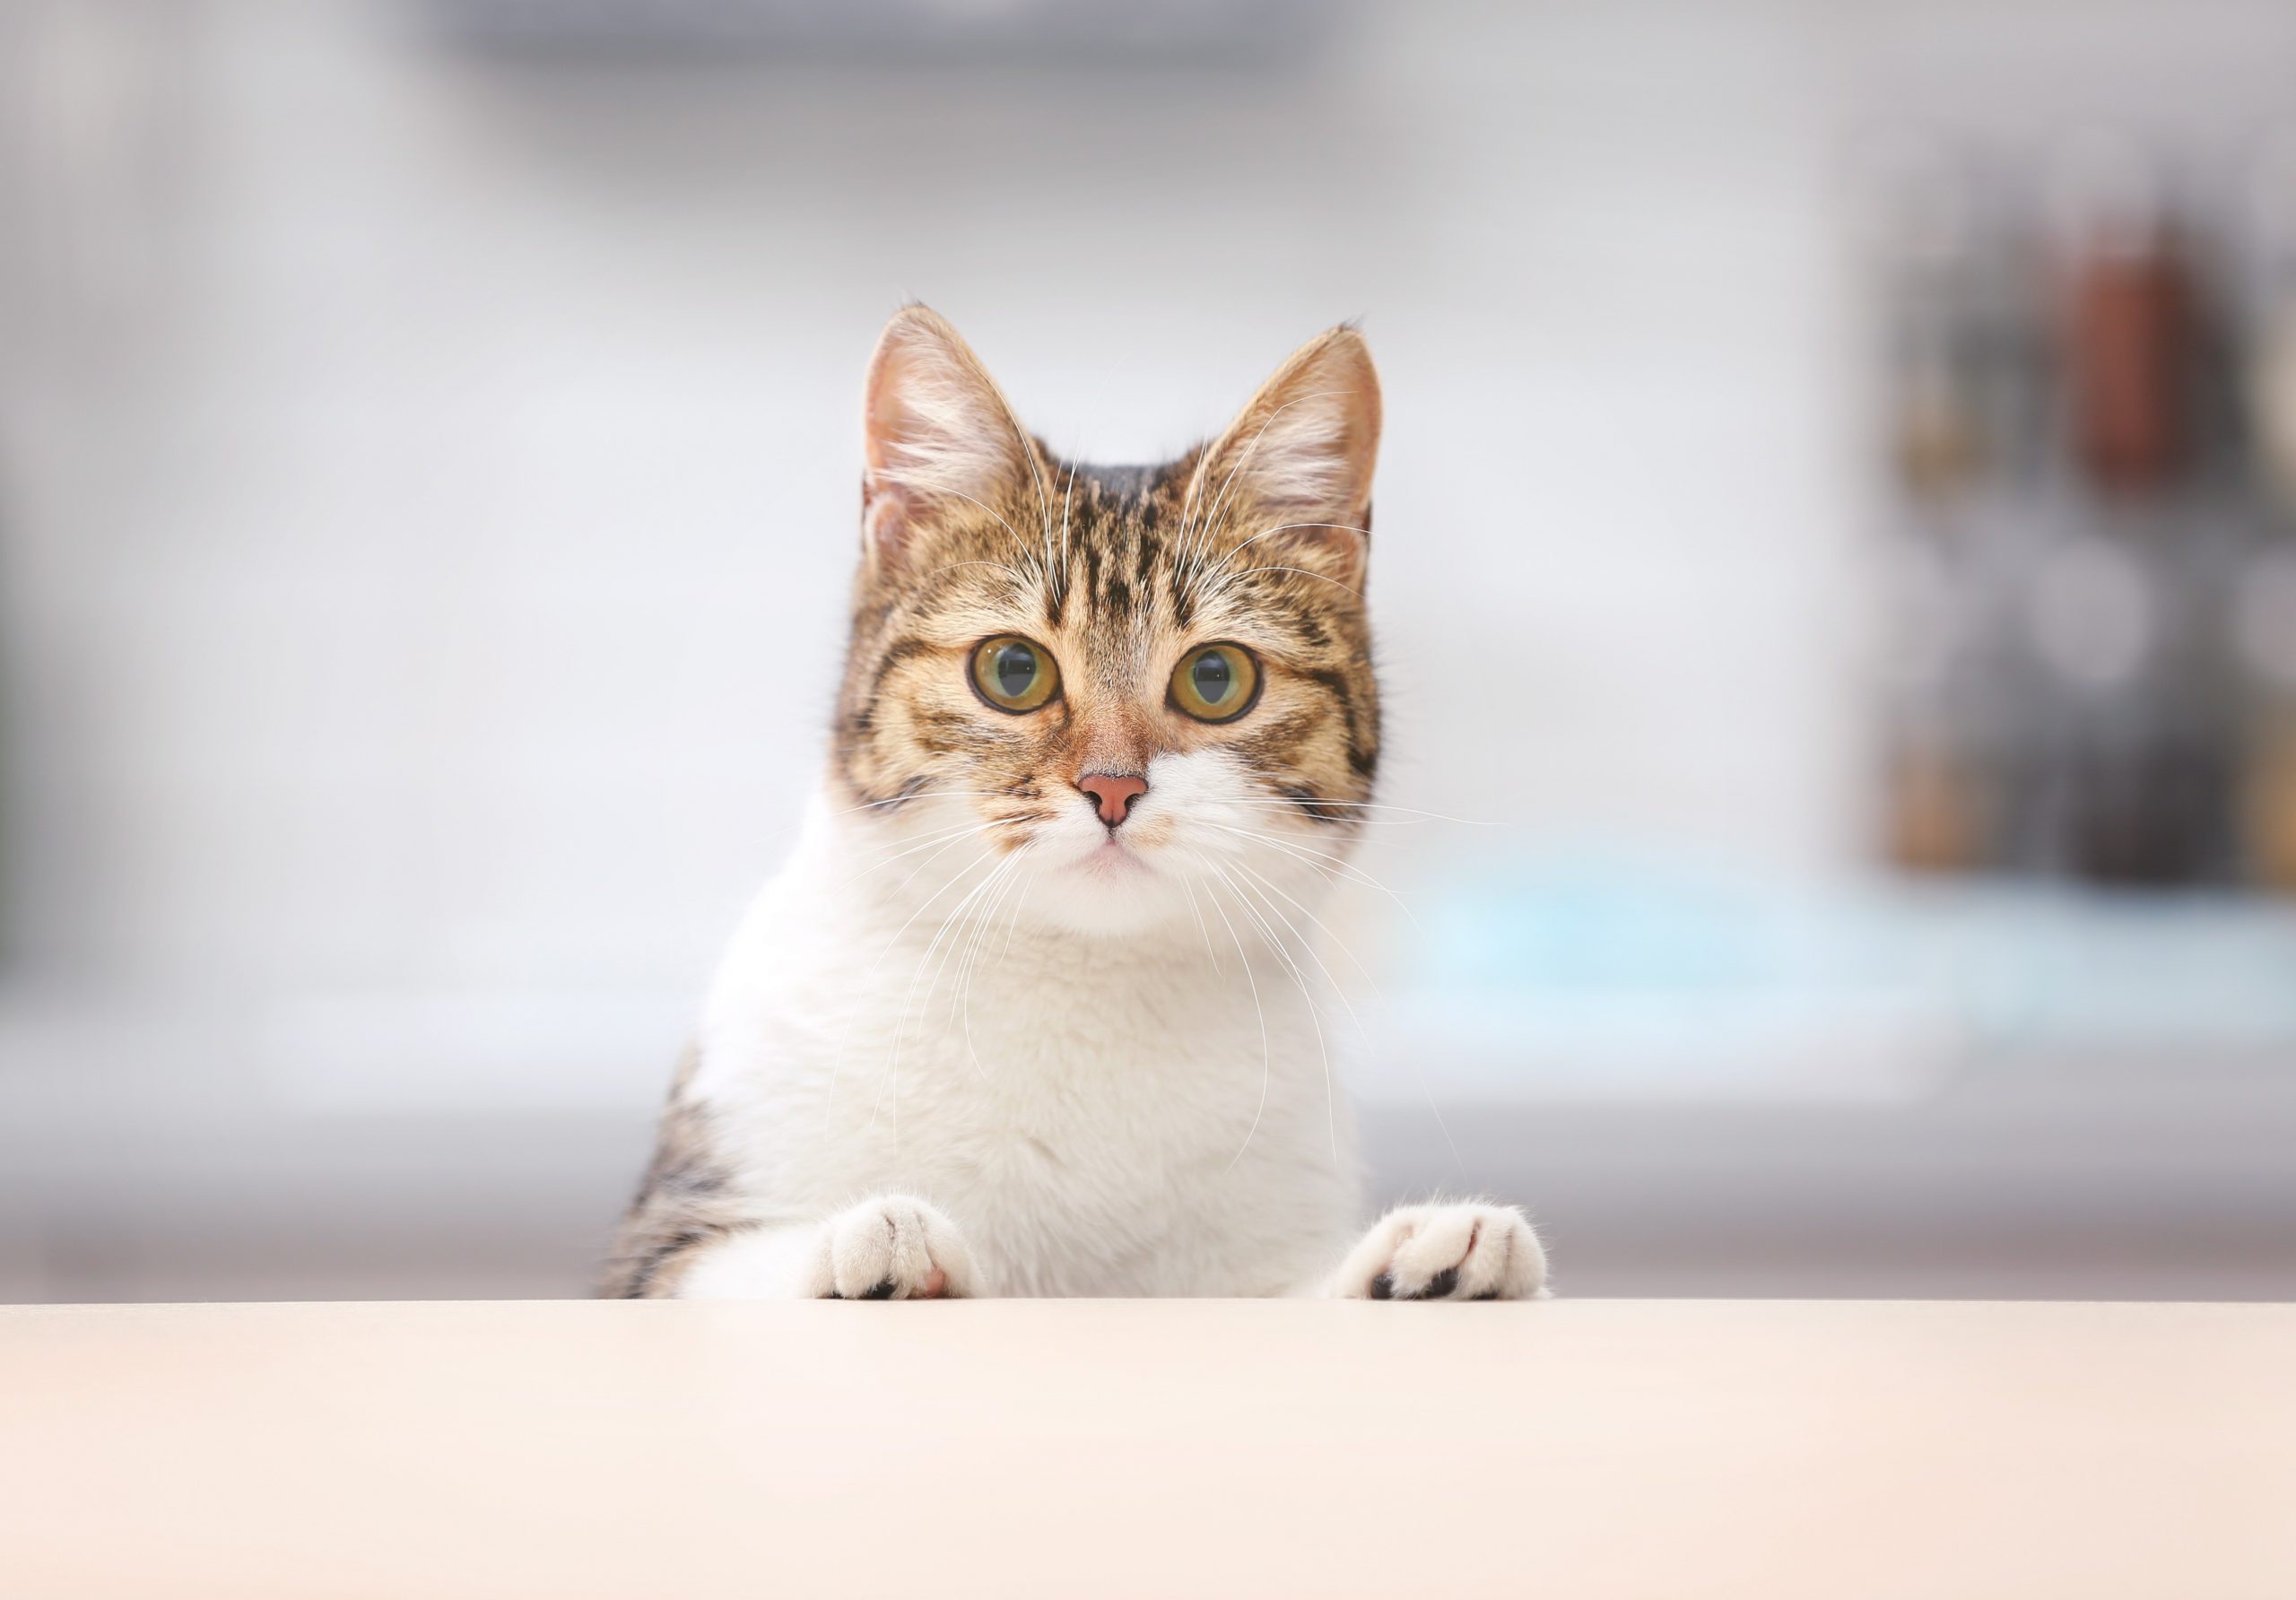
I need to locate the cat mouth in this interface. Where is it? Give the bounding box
[1072,836,1152,878]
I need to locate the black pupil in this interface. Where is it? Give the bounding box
[994,644,1038,699]
[1192,652,1233,704]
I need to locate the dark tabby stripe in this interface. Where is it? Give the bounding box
[599,1048,754,1300]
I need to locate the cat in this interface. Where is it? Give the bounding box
[601,306,1546,1302]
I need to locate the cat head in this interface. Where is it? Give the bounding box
[831,306,1381,937]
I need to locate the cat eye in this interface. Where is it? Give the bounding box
[1169,643,1261,724]
[970,635,1061,713]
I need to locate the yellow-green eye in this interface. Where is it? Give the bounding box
[970,636,1060,713]
[1170,643,1260,723]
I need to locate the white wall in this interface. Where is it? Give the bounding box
[5,0,2294,1007]
[1,0,1876,995]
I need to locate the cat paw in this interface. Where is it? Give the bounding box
[801,1195,978,1300]
[1329,1202,1548,1301]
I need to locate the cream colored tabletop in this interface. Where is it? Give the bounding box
[2,1298,2290,1598]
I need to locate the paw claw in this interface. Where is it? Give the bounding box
[804,1196,978,1300]
[1332,1203,1548,1302]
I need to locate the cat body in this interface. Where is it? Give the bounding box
[604,308,1544,1303]
[675,788,1353,1299]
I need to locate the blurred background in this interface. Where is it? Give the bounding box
[4,0,2293,1301]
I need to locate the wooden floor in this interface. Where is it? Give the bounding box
[3,1298,2290,1598]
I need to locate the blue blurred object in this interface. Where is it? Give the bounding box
[1370,852,2296,1100]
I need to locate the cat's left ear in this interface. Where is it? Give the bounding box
[1193,325,1381,587]
[860,305,1037,571]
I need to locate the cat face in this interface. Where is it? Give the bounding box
[831,308,1381,937]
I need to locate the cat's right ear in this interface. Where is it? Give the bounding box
[860,306,1034,571]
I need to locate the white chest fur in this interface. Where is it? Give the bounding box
[686,796,1361,1297]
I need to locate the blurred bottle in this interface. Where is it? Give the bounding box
[2246,726,2296,891]
[1885,161,1979,497]
[2233,135,2296,892]
[2233,546,2296,891]
[1866,141,2039,504]
[1864,142,2032,874]
[2049,135,2197,498]
[2032,137,2248,886]
[2244,133,2296,515]
[1883,729,1991,873]
[1874,532,1996,874]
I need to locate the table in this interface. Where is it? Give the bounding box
[2,1299,2290,1597]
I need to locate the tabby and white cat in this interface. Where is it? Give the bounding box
[602,308,1545,1302]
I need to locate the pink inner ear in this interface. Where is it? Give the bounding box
[856,310,1031,567]
[862,334,936,476]
[1197,329,1381,557]
[862,315,1021,487]
[859,470,917,567]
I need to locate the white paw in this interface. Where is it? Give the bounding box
[801,1196,978,1300]
[1329,1202,1548,1301]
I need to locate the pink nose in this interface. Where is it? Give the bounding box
[1077,772,1148,827]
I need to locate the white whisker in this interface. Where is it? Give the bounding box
[1195,869,1269,1175]
[1203,563,1363,600]
[1194,521,1370,586]
[877,849,1021,1124]
[1209,833,1465,1187]
[837,819,999,886]
[829,843,994,1126]
[883,822,1008,899]
[1211,799,1481,822]
[917,559,1033,588]
[1209,859,1337,1169]
[954,845,1034,1071]
[1198,821,1422,926]
[1221,851,1376,1001]
[832,788,1010,817]
[996,860,1036,958]
[1001,407,1056,587]
[933,484,1053,586]
[1180,874,1221,974]
[1057,462,1076,600]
